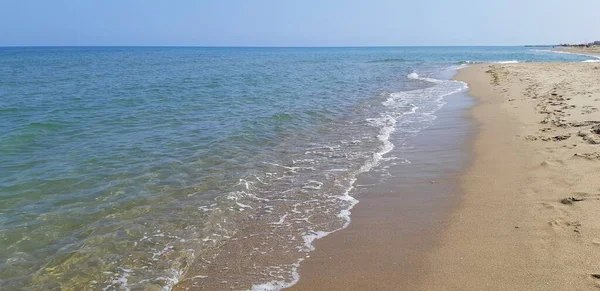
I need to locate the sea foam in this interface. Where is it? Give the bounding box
[248,69,469,291]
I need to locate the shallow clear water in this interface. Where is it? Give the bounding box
[0,47,589,290]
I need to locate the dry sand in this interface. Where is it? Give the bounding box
[421,63,600,290]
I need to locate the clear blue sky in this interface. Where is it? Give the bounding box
[1,0,599,46]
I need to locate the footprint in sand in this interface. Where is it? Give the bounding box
[581,106,599,115]
[573,152,600,160]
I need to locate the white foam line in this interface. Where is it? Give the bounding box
[248,67,468,291]
[250,261,301,291]
[407,71,443,83]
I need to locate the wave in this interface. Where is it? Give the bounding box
[456,60,519,66]
[407,72,444,83]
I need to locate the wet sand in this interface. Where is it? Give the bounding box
[288,84,474,290]
[422,63,600,290]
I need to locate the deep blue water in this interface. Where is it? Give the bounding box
[0,47,590,290]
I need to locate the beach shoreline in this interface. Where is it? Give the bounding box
[287,62,600,291]
[556,46,600,57]
[286,74,475,290]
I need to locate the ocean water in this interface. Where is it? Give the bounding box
[0,47,589,290]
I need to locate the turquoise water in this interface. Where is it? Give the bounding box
[0,47,589,290]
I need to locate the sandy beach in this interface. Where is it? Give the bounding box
[422,63,600,290]
[288,62,600,291]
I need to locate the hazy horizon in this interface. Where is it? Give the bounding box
[1,0,599,47]
[0,45,560,48]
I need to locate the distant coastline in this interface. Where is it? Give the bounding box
[555,46,600,57]
[553,40,600,56]
[524,45,556,48]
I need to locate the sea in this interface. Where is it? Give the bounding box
[0,47,593,290]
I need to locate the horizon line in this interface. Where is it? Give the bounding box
[0,44,558,48]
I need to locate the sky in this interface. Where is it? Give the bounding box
[1,0,599,46]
